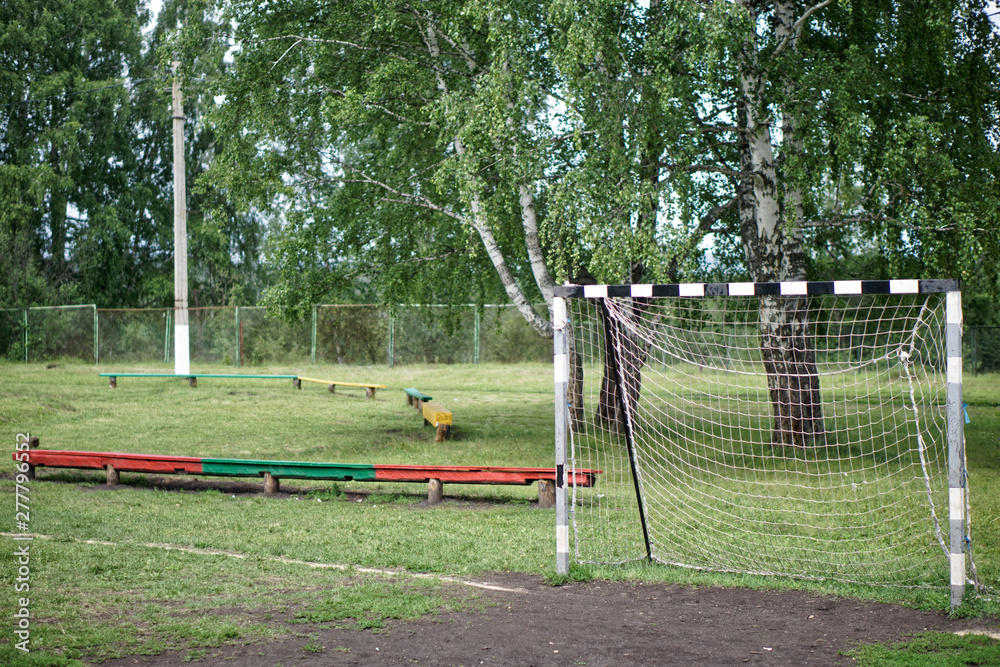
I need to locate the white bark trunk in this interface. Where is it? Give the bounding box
[422,17,553,339]
[736,0,825,446]
[456,138,552,338]
[519,184,555,313]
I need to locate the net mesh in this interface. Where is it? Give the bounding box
[566,292,961,588]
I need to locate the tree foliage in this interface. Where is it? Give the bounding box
[0,0,269,309]
[1,0,158,307]
[199,0,999,329]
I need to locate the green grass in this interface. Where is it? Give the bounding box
[1,361,999,665]
[844,632,1000,665]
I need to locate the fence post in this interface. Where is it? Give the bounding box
[473,306,480,364]
[388,309,395,368]
[22,309,27,363]
[164,310,172,363]
[93,305,99,364]
[970,327,976,376]
[311,305,317,365]
[235,306,241,367]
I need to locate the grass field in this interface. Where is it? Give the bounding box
[1,360,999,665]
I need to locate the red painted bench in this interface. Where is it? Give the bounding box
[16,447,599,507]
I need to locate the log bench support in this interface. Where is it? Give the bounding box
[427,478,443,504]
[538,479,555,508]
[263,472,280,496]
[106,464,120,486]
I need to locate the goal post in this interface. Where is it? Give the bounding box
[554,279,972,607]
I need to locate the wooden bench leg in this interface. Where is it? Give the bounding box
[264,472,280,496]
[293,378,301,389]
[188,377,197,388]
[538,480,555,508]
[108,376,117,388]
[427,478,443,504]
[106,465,120,486]
[435,424,450,442]
[328,383,336,394]
[366,387,375,399]
[25,437,39,480]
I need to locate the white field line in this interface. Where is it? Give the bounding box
[1,532,527,594]
[954,629,1000,641]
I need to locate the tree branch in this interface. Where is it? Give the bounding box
[772,0,836,59]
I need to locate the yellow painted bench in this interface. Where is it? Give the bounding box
[404,388,453,441]
[295,376,386,399]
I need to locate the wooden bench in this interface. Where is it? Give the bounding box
[295,376,386,399]
[404,388,453,441]
[15,446,600,507]
[100,373,297,388]
[404,387,433,406]
[99,373,385,398]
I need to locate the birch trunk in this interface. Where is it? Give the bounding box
[466,180,553,338]
[737,0,826,447]
[423,22,553,339]
[519,184,555,315]
[597,300,647,433]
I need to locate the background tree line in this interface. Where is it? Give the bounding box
[3,0,999,327]
[1,0,264,310]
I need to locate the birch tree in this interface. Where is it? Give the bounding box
[201,0,559,331]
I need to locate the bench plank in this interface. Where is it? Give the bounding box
[404,388,433,403]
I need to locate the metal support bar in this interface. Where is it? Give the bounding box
[310,305,317,365]
[235,306,241,368]
[163,310,172,363]
[388,312,395,368]
[473,307,481,364]
[600,300,652,563]
[93,304,99,364]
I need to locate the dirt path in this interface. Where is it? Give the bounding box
[97,573,997,666]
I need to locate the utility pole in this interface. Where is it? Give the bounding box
[172,61,190,375]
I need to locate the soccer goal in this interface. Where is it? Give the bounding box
[553,280,973,607]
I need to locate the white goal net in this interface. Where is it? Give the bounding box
[555,280,973,597]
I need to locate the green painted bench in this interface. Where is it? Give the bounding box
[100,373,298,388]
[404,388,433,405]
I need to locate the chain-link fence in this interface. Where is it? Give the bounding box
[0,304,554,366]
[3,303,995,372]
[967,326,1000,375]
